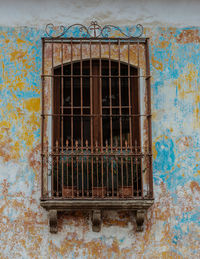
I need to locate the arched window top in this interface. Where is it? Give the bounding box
[53,58,140,148]
[54,59,138,76]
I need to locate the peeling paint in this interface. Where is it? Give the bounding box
[0,25,200,258]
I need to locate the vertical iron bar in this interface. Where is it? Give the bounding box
[51,156,54,197]
[99,40,103,148]
[96,141,98,189]
[51,39,55,196]
[118,40,122,149]
[41,38,44,198]
[76,140,79,197]
[118,40,123,197]
[46,145,48,197]
[71,39,74,197]
[61,40,64,197]
[135,140,138,196]
[116,143,119,197]
[128,40,134,196]
[125,140,128,186]
[106,140,109,196]
[146,38,153,198]
[109,41,114,197]
[109,41,112,196]
[56,140,59,196]
[90,41,94,198]
[137,41,143,197]
[86,140,89,197]
[80,40,84,197]
[121,155,123,198]
[109,41,113,150]
[99,40,104,197]
[111,154,114,197]
[80,40,83,145]
[82,147,84,197]
[66,140,69,190]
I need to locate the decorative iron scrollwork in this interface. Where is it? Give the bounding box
[45,21,144,39]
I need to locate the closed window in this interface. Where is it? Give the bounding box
[52,59,141,197]
[41,26,153,201]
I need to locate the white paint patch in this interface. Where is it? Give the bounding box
[0,0,200,27]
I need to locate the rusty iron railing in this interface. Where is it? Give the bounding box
[42,140,152,199]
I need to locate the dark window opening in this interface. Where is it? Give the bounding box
[53,60,140,148]
[52,59,142,197]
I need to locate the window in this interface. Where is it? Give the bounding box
[52,59,142,197]
[40,22,153,233]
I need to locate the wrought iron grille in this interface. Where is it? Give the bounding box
[41,21,153,200]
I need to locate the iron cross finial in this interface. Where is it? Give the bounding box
[89,21,100,38]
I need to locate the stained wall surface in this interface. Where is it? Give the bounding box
[0,12,200,259]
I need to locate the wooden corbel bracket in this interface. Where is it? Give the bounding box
[41,199,154,233]
[136,210,145,232]
[92,210,102,232]
[49,210,58,233]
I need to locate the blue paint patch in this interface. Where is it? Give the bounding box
[15,91,40,99]
[33,128,40,139]
[154,137,175,173]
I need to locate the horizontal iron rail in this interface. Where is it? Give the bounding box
[42,37,148,43]
[41,74,151,78]
[43,153,152,157]
[41,114,152,117]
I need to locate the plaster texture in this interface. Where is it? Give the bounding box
[0,12,200,259]
[0,0,200,27]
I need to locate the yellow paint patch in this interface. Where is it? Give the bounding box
[0,120,11,129]
[23,98,40,112]
[151,55,163,71]
[10,50,28,62]
[15,81,26,91]
[195,94,200,104]
[16,38,26,44]
[185,64,198,88]
[159,40,169,49]
[13,142,20,159]
[174,63,198,95]
[19,239,26,248]
[5,38,9,44]
[28,113,40,130]
[152,142,157,160]
[173,63,199,129]
[6,102,14,112]
[194,170,200,176]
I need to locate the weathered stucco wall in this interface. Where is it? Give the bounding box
[1,0,200,27]
[0,23,200,258]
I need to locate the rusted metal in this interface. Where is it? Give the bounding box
[61,40,64,198]
[70,39,74,198]
[137,41,143,197]
[89,40,94,198]
[41,38,45,198]
[146,38,153,198]
[45,21,144,39]
[41,22,153,202]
